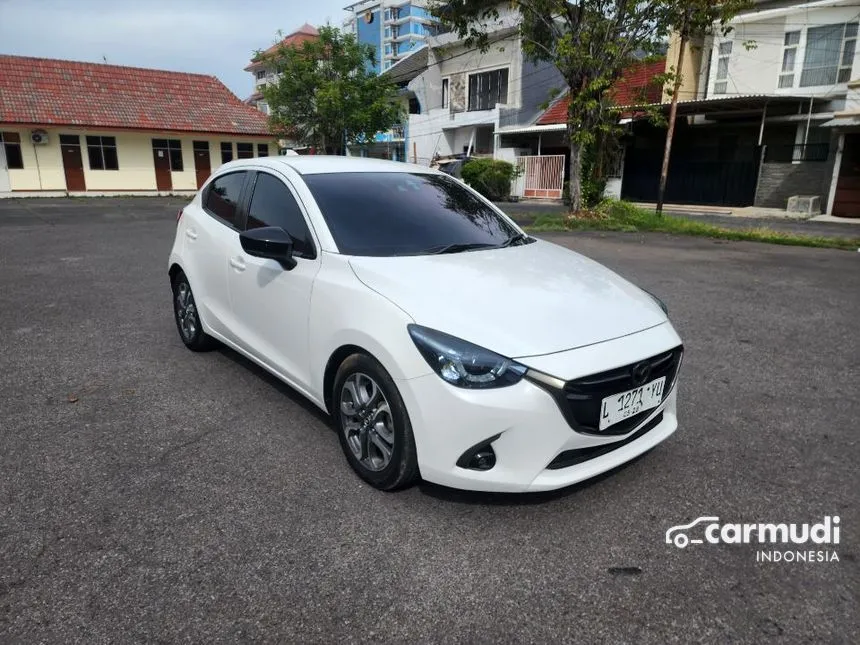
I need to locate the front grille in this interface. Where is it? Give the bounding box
[528,346,683,436]
[546,412,664,469]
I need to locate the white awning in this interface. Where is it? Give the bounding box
[494,124,567,135]
[821,115,860,128]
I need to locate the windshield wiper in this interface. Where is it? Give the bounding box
[423,242,498,255]
[499,232,530,248]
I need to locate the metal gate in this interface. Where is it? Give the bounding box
[621,145,761,207]
[514,155,565,199]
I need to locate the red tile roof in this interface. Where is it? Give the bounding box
[0,55,271,136]
[536,58,666,125]
[245,23,320,70]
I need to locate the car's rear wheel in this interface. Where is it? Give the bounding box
[172,270,218,352]
[333,353,419,491]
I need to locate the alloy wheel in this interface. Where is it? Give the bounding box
[175,281,198,341]
[339,372,395,472]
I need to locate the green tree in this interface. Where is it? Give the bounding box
[432,1,749,213]
[260,25,403,155]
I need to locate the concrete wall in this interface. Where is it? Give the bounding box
[754,158,835,209]
[437,34,523,110]
[499,53,565,128]
[1,126,274,193]
[665,33,702,101]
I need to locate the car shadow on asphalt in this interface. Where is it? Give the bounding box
[416,450,653,505]
[215,345,334,429]
[214,343,653,506]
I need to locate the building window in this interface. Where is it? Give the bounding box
[800,22,858,87]
[714,41,732,94]
[258,102,269,115]
[468,68,509,111]
[236,142,253,159]
[256,70,266,80]
[383,60,392,70]
[779,31,801,88]
[152,139,183,171]
[442,78,449,109]
[221,142,233,164]
[384,27,392,39]
[258,143,269,157]
[86,136,119,170]
[0,132,24,169]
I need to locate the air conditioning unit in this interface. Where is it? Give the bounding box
[31,130,49,145]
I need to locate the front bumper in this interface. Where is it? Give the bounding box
[397,323,682,493]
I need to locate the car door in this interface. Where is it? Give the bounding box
[182,170,249,342]
[228,169,321,389]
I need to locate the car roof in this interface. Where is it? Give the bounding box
[219,155,440,176]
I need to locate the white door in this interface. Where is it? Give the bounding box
[182,170,248,342]
[227,170,321,389]
[0,143,10,193]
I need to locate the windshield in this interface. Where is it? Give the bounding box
[303,172,520,256]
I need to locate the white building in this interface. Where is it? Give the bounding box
[621,0,860,216]
[399,5,564,169]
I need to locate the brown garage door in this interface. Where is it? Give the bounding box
[833,133,860,218]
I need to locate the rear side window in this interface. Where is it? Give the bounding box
[246,172,316,258]
[204,172,246,227]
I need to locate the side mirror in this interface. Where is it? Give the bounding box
[239,226,297,270]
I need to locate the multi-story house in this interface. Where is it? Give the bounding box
[401,5,564,169]
[343,0,438,73]
[621,0,860,216]
[244,24,319,116]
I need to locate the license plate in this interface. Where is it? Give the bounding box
[599,377,666,431]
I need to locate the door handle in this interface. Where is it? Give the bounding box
[185,229,198,240]
[229,257,246,271]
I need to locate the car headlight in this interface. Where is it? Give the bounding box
[407,325,526,389]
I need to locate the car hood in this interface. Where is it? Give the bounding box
[348,239,667,358]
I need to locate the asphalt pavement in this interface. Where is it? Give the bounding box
[0,200,857,643]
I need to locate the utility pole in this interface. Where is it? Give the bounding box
[656,10,690,216]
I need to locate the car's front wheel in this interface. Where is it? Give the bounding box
[171,270,218,352]
[333,353,419,491]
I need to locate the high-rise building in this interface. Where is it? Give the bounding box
[343,1,438,74]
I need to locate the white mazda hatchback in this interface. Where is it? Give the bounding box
[168,156,683,493]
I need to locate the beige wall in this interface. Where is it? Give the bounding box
[0,126,276,192]
[664,32,705,102]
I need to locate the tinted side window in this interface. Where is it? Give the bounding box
[246,173,315,258]
[204,172,246,227]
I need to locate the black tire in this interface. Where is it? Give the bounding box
[333,353,419,491]
[171,270,218,352]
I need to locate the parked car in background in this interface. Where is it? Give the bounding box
[168,156,683,492]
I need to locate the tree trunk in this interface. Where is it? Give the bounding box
[657,20,689,216]
[568,140,584,214]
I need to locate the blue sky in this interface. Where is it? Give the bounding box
[0,0,352,98]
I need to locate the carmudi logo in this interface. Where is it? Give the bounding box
[665,516,841,563]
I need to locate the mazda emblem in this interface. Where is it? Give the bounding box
[631,361,651,386]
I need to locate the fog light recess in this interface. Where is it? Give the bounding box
[456,434,501,471]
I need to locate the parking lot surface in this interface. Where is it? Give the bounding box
[1,200,857,643]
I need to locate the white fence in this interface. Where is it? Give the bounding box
[512,155,566,199]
